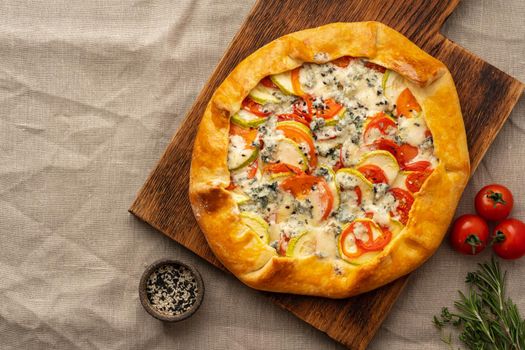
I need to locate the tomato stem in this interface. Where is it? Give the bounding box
[464,234,482,255]
[487,190,506,207]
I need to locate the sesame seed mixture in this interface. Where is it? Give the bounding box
[146,264,198,316]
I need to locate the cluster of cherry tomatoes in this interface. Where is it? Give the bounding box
[450,184,525,259]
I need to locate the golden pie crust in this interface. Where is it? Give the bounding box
[189,22,470,298]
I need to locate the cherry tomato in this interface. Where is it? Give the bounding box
[242,98,270,117]
[396,88,421,117]
[449,214,489,255]
[331,56,356,68]
[474,184,514,221]
[389,188,414,225]
[406,170,431,193]
[492,218,525,260]
[357,164,388,184]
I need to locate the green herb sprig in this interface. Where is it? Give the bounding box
[433,258,525,349]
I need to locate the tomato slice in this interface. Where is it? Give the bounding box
[278,235,290,256]
[276,113,310,127]
[261,76,278,89]
[364,112,397,141]
[276,124,317,168]
[357,164,388,184]
[396,143,418,167]
[316,98,344,120]
[371,138,399,158]
[404,161,431,172]
[226,180,237,191]
[357,227,392,251]
[364,61,386,73]
[291,67,304,96]
[332,56,356,68]
[293,95,313,122]
[396,88,421,118]
[242,98,270,117]
[264,163,304,176]
[247,159,258,179]
[355,186,363,206]
[292,95,343,121]
[280,175,334,221]
[405,170,431,193]
[389,188,414,225]
[230,123,258,146]
[340,222,368,258]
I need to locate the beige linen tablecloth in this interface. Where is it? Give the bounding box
[1,1,523,349]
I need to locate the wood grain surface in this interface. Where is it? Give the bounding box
[130,0,524,348]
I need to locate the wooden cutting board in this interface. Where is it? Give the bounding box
[130,0,524,348]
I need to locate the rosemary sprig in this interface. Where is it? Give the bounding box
[433,258,525,349]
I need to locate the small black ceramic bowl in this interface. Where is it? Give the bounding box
[139,259,204,322]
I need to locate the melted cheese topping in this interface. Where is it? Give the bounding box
[227,58,438,262]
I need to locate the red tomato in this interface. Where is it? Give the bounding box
[276,124,317,168]
[332,56,356,68]
[242,98,270,117]
[315,98,344,120]
[474,184,514,221]
[276,113,310,127]
[293,95,343,121]
[492,218,525,260]
[396,144,418,167]
[340,224,366,259]
[449,214,489,255]
[280,175,334,220]
[403,161,431,172]
[396,88,422,117]
[260,76,278,89]
[264,163,304,176]
[363,112,397,142]
[293,95,314,122]
[226,181,237,191]
[406,170,431,193]
[278,235,290,256]
[357,164,388,184]
[247,160,258,179]
[364,61,386,73]
[354,186,362,206]
[359,227,392,251]
[230,123,257,146]
[389,188,414,225]
[291,67,304,96]
[371,138,399,158]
